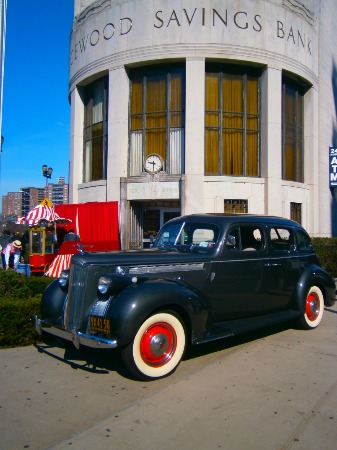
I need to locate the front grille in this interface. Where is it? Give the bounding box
[64,263,89,330]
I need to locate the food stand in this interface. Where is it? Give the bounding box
[16,203,71,275]
[16,201,120,277]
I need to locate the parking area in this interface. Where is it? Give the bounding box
[1,305,337,450]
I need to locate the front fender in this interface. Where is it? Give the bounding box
[41,279,67,325]
[106,278,208,347]
[295,265,336,310]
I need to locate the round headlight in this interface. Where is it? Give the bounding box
[98,275,113,295]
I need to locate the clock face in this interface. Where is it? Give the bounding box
[144,154,163,173]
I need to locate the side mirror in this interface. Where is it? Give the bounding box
[226,235,236,247]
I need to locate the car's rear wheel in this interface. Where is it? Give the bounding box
[297,286,324,329]
[121,311,186,380]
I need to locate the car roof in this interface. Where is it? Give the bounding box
[165,213,303,228]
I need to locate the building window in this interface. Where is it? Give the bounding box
[83,77,108,182]
[205,65,260,176]
[282,77,304,182]
[290,202,302,224]
[224,199,248,213]
[129,65,185,176]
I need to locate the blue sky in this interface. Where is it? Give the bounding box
[1,1,74,200]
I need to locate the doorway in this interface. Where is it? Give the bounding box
[129,201,180,249]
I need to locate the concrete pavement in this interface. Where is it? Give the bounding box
[1,304,337,450]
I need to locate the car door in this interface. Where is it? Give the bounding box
[263,225,300,309]
[209,224,294,322]
[208,224,273,321]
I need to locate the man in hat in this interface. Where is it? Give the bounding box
[2,240,22,270]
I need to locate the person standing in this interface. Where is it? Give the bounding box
[0,230,11,269]
[2,240,22,270]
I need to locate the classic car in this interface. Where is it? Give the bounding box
[34,214,336,380]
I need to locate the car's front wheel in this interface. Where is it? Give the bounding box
[297,286,324,329]
[121,311,186,380]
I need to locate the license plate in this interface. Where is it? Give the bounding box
[90,316,111,334]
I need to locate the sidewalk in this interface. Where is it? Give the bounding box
[1,304,337,450]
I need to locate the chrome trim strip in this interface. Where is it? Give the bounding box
[129,262,205,274]
[34,317,117,350]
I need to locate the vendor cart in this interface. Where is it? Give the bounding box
[29,224,56,274]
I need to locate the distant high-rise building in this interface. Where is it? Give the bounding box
[21,187,45,216]
[2,191,21,218]
[45,177,69,205]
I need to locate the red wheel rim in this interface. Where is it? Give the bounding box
[140,322,177,367]
[306,292,320,321]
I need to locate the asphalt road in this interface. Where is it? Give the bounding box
[1,304,337,450]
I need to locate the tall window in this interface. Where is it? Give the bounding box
[129,65,185,176]
[282,77,304,182]
[205,65,260,176]
[83,77,108,182]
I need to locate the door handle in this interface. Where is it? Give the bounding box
[264,262,282,268]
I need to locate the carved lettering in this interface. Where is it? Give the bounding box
[103,23,115,40]
[79,35,89,52]
[277,20,311,54]
[154,10,164,28]
[183,8,197,26]
[253,14,262,32]
[70,9,312,65]
[213,9,228,27]
[167,10,180,27]
[277,20,284,38]
[120,17,132,35]
[90,29,100,46]
[234,12,248,30]
[287,26,295,44]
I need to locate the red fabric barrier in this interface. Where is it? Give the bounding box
[55,202,120,248]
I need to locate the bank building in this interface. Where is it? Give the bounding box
[69,0,337,249]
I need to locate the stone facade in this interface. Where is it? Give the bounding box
[69,0,337,248]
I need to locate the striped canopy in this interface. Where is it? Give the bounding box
[16,204,71,225]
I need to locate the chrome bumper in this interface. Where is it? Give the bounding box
[34,316,117,350]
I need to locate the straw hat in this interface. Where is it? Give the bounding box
[13,240,22,249]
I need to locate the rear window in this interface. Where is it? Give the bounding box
[269,227,294,252]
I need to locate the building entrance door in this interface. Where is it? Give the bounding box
[143,208,180,248]
[129,201,180,249]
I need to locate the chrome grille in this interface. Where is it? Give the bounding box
[64,263,89,330]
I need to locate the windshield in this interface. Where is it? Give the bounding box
[155,221,220,254]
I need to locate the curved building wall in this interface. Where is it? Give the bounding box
[69,0,337,248]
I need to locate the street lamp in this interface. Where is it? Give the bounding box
[42,164,53,187]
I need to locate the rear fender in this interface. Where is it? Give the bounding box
[106,278,208,347]
[295,265,336,311]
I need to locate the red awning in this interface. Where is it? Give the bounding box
[16,205,71,226]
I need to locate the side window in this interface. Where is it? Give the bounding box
[226,226,264,252]
[296,230,313,252]
[269,227,294,252]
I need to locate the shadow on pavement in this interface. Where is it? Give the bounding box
[34,320,293,380]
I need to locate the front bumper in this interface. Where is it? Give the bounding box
[34,316,117,350]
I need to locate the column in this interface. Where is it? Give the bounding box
[261,66,283,216]
[183,58,205,215]
[69,86,84,204]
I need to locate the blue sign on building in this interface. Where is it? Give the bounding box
[329,147,337,187]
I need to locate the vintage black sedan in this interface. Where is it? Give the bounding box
[35,214,336,380]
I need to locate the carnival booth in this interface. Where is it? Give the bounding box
[17,201,120,277]
[45,202,120,277]
[16,204,72,274]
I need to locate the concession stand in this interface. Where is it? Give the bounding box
[17,201,120,277]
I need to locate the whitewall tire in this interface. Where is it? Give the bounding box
[121,311,186,380]
[297,286,324,330]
